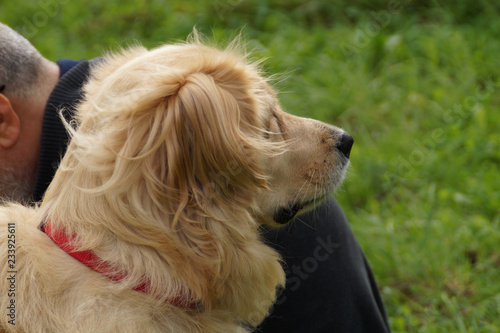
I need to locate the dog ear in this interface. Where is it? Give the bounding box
[164,69,268,210]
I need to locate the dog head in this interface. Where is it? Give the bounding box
[47,36,352,238]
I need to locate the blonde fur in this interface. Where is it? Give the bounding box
[0,34,351,332]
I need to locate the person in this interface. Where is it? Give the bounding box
[0,22,391,332]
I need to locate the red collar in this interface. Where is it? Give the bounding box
[40,220,196,309]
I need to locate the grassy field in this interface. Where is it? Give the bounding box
[1,1,499,331]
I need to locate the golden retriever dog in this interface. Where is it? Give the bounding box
[0,34,353,332]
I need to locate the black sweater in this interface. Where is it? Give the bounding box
[32,60,90,202]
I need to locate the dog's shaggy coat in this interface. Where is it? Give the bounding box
[0,35,352,332]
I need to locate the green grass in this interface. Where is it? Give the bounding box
[2,1,499,331]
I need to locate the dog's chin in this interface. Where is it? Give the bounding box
[269,193,330,226]
[269,164,349,226]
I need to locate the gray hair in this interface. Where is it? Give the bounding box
[0,22,46,100]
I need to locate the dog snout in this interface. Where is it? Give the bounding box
[336,133,354,159]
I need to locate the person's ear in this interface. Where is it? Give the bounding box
[0,93,21,149]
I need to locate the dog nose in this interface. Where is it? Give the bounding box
[336,133,354,159]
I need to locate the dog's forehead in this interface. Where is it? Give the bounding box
[116,42,277,125]
[147,44,223,65]
[151,44,188,56]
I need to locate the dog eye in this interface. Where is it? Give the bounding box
[267,116,276,129]
[265,113,284,140]
[265,114,276,131]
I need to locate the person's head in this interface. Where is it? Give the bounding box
[0,22,60,202]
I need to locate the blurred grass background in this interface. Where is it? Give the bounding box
[1,0,499,331]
